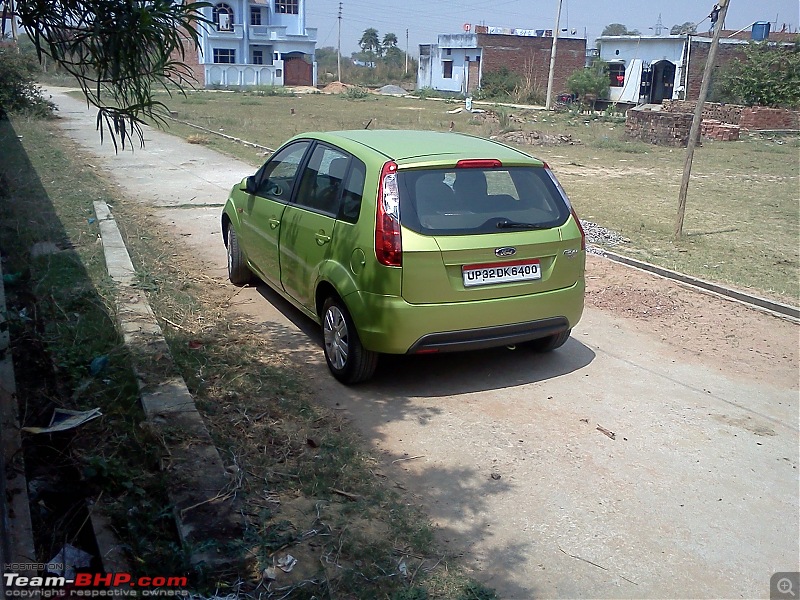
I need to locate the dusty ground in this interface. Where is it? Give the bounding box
[585,255,798,390]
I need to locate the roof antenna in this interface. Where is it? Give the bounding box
[364,118,372,129]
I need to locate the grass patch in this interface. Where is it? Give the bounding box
[143,91,798,301]
[4,114,496,596]
[0,117,188,576]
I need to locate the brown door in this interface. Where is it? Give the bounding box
[284,56,312,86]
[468,61,480,94]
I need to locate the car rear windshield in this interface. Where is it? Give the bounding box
[397,167,571,235]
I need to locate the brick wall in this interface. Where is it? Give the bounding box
[625,108,699,147]
[684,41,746,101]
[700,120,740,141]
[662,100,743,123]
[662,100,799,130]
[740,107,800,130]
[170,28,204,87]
[476,34,586,96]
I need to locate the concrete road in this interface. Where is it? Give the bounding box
[47,89,799,599]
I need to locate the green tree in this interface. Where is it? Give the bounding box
[601,23,641,36]
[670,21,697,35]
[359,28,381,61]
[0,46,55,117]
[566,60,609,107]
[713,40,800,108]
[382,32,398,51]
[14,0,208,147]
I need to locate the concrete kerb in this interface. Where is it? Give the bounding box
[593,247,800,323]
[93,201,243,569]
[0,256,37,591]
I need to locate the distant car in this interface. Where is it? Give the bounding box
[222,130,585,383]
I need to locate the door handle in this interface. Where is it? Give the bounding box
[268,217,280,229]
[315,232,331,245]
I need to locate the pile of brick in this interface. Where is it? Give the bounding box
[662,100,800,132]
[701,119,741,141]
[625,109,697,147]
[662,100,744,124]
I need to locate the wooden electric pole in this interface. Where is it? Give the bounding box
[545,0,563,110]
[674,0,730,239]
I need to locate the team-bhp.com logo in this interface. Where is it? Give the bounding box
[3,572,188,597]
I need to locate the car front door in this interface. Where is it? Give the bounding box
[279,144,350,309]
[240,141,310,287]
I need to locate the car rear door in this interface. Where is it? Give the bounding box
[240,141,310,287]
[279,143,350,309]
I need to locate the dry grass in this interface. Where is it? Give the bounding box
[146,90,798,303]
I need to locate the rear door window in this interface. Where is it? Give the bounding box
[294,144,350,216]
[398,167,570,235]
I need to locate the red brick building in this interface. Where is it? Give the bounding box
[417,29,586,99]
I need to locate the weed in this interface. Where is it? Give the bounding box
[344,86,370,100]
[187,134,210,144]
[591,135,650,153]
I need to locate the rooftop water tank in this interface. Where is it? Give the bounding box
[752,21,771,41]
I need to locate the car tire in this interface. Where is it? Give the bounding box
[226,225,252,285]
[322,297,378,384]
[526,329,571,352]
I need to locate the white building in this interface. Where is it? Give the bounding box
[417,34,482,95]
[198,0,317,87]
[596,35,686,104]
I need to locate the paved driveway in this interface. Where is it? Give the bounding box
[48,89,799,599]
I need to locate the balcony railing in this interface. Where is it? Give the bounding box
[205,23,244,39]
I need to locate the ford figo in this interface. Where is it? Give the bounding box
[222,130,585,383]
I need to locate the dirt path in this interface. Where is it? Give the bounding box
[48,89,799,599]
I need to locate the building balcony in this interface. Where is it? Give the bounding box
[205,23,244,40]
[249,25,316,41]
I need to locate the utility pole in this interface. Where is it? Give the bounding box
[545,0,563,110]
[336,1,342,82]
[405,28,409,75]
[674,0,730,239]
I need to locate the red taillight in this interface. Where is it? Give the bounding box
[455,159,502,169]
[570,206,586,251]
[375,161,402,267]
[544,166,585,251]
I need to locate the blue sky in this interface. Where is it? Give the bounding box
[306,0,799,55]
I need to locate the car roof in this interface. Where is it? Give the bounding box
[299,130,542,166]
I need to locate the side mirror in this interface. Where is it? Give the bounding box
[240,175,257,194]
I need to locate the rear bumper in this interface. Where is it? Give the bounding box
[407,317,569,353]
[345,278,584,354]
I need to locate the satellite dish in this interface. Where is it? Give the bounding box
[464,23,471,32]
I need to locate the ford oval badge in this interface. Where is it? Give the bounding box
[495,247,517,257]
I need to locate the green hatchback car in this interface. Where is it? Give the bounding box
[222,130,585,383]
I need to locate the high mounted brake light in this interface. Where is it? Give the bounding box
[375,161,402,266]
[455,159,502,169]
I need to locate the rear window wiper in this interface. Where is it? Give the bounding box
[496,220,550,230]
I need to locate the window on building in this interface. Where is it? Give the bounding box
[445,48,451,56]
[252,50,263,64]
[609,63,625,87]
[250,7,261,25]
[443,60,453,79]
[213,48,236,63]
[213,3,233,30]
[275,0,298,14]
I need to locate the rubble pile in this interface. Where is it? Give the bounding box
[493,130,581,146]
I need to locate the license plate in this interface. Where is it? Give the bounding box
[462,259,541,287]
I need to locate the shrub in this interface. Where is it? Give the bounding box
[0,48,56,118]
